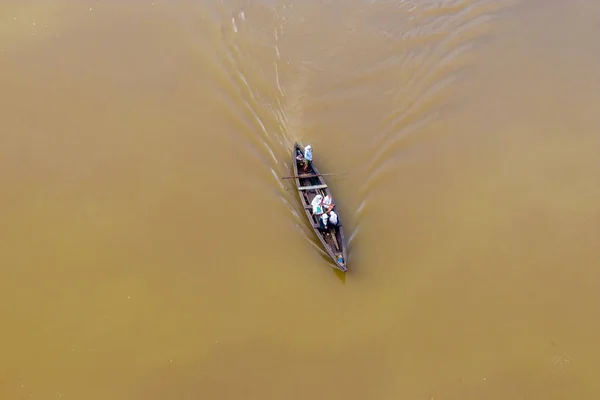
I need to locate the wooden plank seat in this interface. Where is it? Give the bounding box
[297,184,328,191]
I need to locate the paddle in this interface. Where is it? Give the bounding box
[281,172,347,180]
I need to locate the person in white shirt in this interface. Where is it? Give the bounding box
[322,195,335,213]
[319,212,329,232]
[328,210,339,227]
[304,145,313,162]
[297,144,313,172]
[311,194,324,215]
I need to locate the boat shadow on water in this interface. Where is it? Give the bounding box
[312,248,347,284]
[331,262,347,284]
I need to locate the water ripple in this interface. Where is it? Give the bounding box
[170,0,517,253]
[357,0,517,192]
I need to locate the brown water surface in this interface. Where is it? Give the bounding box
[2,0,600,399]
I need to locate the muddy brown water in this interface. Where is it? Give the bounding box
[1,1,600,399]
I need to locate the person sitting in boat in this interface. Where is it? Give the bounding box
[322,195,335,213]
[311,194,324,215]
[302,144,313,171]
[328,210,339,227]
[304,144,313,161]
[296,154,308,172]
[319,212,330,232]
[296,149,306,170]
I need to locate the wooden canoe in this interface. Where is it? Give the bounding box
[292,142,348,272]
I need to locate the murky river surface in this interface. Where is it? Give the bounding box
[2,0,600,399]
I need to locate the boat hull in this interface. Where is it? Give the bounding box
[292,142,348,272]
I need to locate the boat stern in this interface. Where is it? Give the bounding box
[335,255,347,272]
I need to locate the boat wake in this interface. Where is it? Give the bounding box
[358,0,517,193]
[169,0,518,264]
